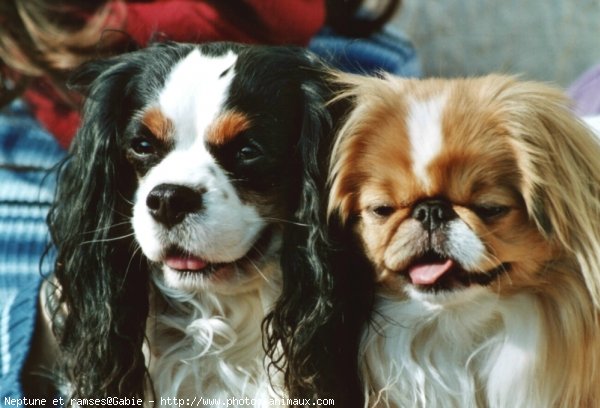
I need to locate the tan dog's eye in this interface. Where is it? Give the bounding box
[472,205,510,220]
[369,205,395,218]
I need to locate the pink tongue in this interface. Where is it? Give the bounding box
[408,259,454,285]
[165,255,208,271]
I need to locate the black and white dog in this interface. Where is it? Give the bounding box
[42,42,335,404]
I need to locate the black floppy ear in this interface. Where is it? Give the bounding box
[67,58,120,94]
[264,54,364,406]
[48,55,148,398]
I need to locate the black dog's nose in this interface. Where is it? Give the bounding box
[146,183,204,228]
[411,199,456,231]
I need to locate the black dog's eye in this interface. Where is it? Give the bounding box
[473,205,510,220]
[370,205,395,218]
[236,143,262,163]
[130,137,157,156]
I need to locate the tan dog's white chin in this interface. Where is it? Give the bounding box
[381,216,511,303]
[400,254,511,305]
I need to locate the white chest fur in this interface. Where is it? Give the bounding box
[146,276,282,407]
[361,291,553,408]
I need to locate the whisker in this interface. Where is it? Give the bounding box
[118,192,135,206]
[479,251,503,269]
[80,232,136,245]
[108,208,133,218]
[246,258,269,283]
[123,244,144,288]
[261,217,309,227]
[82,221,132,235]
[201,178,247,192]
[478,251,512,293]
[240,241,271,282]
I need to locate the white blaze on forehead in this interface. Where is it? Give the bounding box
[406,93,447,189]
[131,47,267,266]
[158,48,237,147]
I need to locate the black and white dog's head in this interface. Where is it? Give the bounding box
[49,41,333,398]
[125,43,315,293]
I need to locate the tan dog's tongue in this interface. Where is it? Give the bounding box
[409,259,454,285]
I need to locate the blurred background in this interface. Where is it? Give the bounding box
[393,0,600,86]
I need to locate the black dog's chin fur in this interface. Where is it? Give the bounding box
[47,41,350,402]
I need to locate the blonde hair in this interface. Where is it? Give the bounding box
[0,0,125,105]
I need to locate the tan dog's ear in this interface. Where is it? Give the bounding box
[326,72,368,225]
[499,80,600,306]
[326,73,411,225]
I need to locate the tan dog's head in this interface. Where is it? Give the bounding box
[328,74,600,305]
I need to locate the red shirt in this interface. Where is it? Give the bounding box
[23,0,326,148]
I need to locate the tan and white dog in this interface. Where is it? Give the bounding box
[328,74,600,408]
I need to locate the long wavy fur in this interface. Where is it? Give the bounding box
[47,42,195,398]
[262,72,335,401]
[496,79,600,306]
[263,72,371,407]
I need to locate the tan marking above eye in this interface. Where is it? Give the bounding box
[141,107,174,142]
[206,111,252,145]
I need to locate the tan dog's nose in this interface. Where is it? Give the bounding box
[411,199,456,231]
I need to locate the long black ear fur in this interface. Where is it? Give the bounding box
[264,54,370,408]
[48,55,149,398]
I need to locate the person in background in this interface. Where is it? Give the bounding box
[0,0,328,149]
[0,0,417,400]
